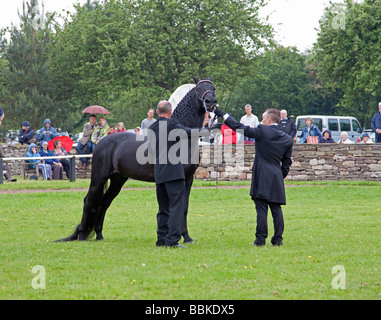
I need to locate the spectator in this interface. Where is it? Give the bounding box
[299,117,322,143]
[36,119,59,143]
[91,116,109,147]
[0,147,17,182]
[240,104,258,144]
[359,133,374,144]
[51,139,71,179]
[18,121,36,145]
[108,125,116,135]
[134,127,141,135]
[371,102,381,143]
[278,109,297,139]
[77,114,97,169]
[338,132,353,144]
[141,108,156,135]
[25,143,52,180]
[39,141,63,180]
[319,130,335,143]
[221,123,237,144]
[116,122,126,132]
[0,105,4,126]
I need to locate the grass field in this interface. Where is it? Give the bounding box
[0,179,380,300]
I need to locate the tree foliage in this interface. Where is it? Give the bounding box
[314,0,381,126]
[49,0,273,130]
[0,0,58,131]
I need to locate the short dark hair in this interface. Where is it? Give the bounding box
[53,139,61,147]
[265,108,281,124]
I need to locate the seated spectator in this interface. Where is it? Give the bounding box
[18,121,36,145]
[25,143,52,180]
[77,114,97,169]
[0,147,17,182]
[299,117,322,144]
[51,139,71,179]
[39,141,63,180]
[135,127,141,135]
[338,132,353,144]
[319,130,335,143]
[116,122,126,132]
[108,125,116,135]
[36,119,59,143]
[91,116,109,147]
[359,133,374,144]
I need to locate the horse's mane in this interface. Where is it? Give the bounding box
[171,88,203,128]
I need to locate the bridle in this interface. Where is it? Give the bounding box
[195,80,217,113]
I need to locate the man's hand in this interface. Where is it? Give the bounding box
[214,108,226,118]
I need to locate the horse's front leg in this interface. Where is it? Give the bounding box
[182,175,194,244]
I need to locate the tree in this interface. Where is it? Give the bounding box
[314,0,381,127]
[49,0,273,129]
[0,0,59,131]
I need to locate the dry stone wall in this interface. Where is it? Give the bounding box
[2,143,381,181]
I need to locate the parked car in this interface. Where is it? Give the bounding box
[296,115,363,143]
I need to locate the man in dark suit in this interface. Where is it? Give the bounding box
[279,109,297,139]
[214,107,293,246]
[148,101,196,248]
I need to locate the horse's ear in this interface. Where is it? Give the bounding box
[192,74,199,84]
[207,75,212,82]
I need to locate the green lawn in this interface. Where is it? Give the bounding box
[0,180,380,300]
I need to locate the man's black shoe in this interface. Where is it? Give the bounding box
[166,243,187,248]
[253,241,266,247]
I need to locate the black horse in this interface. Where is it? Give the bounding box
[58,76,217,242]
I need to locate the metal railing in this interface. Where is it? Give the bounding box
[0,154,92,184]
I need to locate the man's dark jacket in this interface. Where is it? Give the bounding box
[148,117,193,185]
[224,116,293,205]
[278,117,297,138]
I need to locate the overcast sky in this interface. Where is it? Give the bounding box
[0,0,345,51]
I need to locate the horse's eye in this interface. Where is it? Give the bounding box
[196,87,201,92]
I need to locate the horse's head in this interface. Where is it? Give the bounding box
[192,75,218,113]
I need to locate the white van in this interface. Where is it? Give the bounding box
[296,115,363,143]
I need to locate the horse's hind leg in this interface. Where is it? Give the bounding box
[95,173,128,241]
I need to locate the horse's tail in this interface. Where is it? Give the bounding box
[54,225,80,242]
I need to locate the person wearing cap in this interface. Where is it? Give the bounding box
[371,102,381,143]
[18,121,36,145]
[77,114,97,169]
[36,119,59,143]
[319,130,336,143]
[359,133,374,144]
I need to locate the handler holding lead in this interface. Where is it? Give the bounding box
[148,100,194,248]
[214,107,293,246]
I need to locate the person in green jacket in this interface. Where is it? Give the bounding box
[91,116,109,148]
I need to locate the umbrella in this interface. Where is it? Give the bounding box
[83,105,111,115]
[48,136,74,152]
